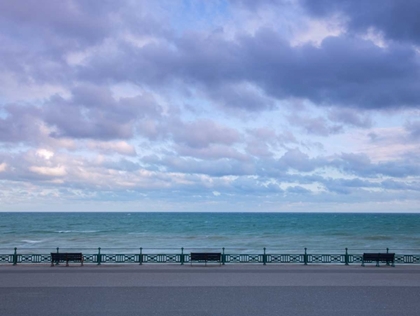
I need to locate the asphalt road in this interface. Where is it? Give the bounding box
[1,265,420,316]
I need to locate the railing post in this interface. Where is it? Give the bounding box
[139,247,143,265]
[345,248,349,266]
[13,247,17,266]
[222,247,225,265]
[181,247,184,265]
[304,248,308,265]
[55,247,60,266]
[386,248,390,265]
[263,247,267,265]
[97,247,101,265]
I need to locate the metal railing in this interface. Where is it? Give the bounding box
[1,247,420,266]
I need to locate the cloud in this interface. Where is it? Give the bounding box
[0,0,419,211]
[406,120,420,140]
[87,141,137,156]
[0,162,7,172]
[171,119,241,149]
[29,165,67,177]
[0,104,43,143]
[77,26,420,113]
[301,0,420,44]
[43,85,164,140]
[328,108,372,128]
[288,113,343,136]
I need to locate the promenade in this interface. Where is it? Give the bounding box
[1,264,420,315]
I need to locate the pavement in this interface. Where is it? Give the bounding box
[1,264,420,315]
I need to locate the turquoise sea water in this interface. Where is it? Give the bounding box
[1,212,419,253]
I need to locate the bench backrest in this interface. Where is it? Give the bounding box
[191,253,221,261]
[363,253,395,261]
[51,253,83,261]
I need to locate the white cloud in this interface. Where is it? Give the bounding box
[36,149,54,160]
[0,163,7,172]
[29,166,67,177]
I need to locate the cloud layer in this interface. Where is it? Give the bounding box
[1,0,419,212]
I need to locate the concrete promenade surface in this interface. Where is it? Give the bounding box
[1,264,420,316]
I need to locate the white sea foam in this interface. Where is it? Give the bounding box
[56,230,98,233]
[21,239,46,244]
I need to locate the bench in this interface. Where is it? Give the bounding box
[190,252,221,265]
[51,253,84,266]
[362,253,395,267]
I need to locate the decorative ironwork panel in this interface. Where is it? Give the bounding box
[0,254,12,263]
[267,254,304,263]
[101,254,138,263]
[83,254,96,263]
[19,255,34,263]
[14,254,51,263]
[225,254,260,263]
[143,254,180,263]
[30,254,51,263]
[308,254,344,264]
[395,255,420,264]
[348,254,363,264]
[247,254,262,263]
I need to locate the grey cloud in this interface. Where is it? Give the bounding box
[248,32,420,109]
[170,119,241,149]
[322,177,376,195]
[285,186,311,194]
[301,0,420,44]
[102,159,141,172]
[381,179,420,191]
[328,108,372,128]
[0,104,43,143]
[231,177,282,194]
[160,156,255,177]
[80,27,420,112]
[206,83,275,112]
[44,85,164,140]
[175,144,249,161]
[288,114,343,136]
[245,128,297,158]
[335,153,420,178]
[278,148,322,172]
[229,0,290,10]
[405,120,420,140]
[0,0,121,45]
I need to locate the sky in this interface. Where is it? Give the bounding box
[0,0,419,212]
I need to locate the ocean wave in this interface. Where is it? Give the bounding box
[56,230,98,234]
[21,239,46,244]
[364,235,393,241]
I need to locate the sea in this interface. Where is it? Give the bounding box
[1,212,420,254]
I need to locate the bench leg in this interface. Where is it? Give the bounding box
[376,261,379,267]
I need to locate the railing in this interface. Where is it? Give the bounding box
[1,247,420,265]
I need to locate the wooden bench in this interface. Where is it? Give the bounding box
[51,253,84,266]
[362,253,395,267]
[190,252,221,265]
